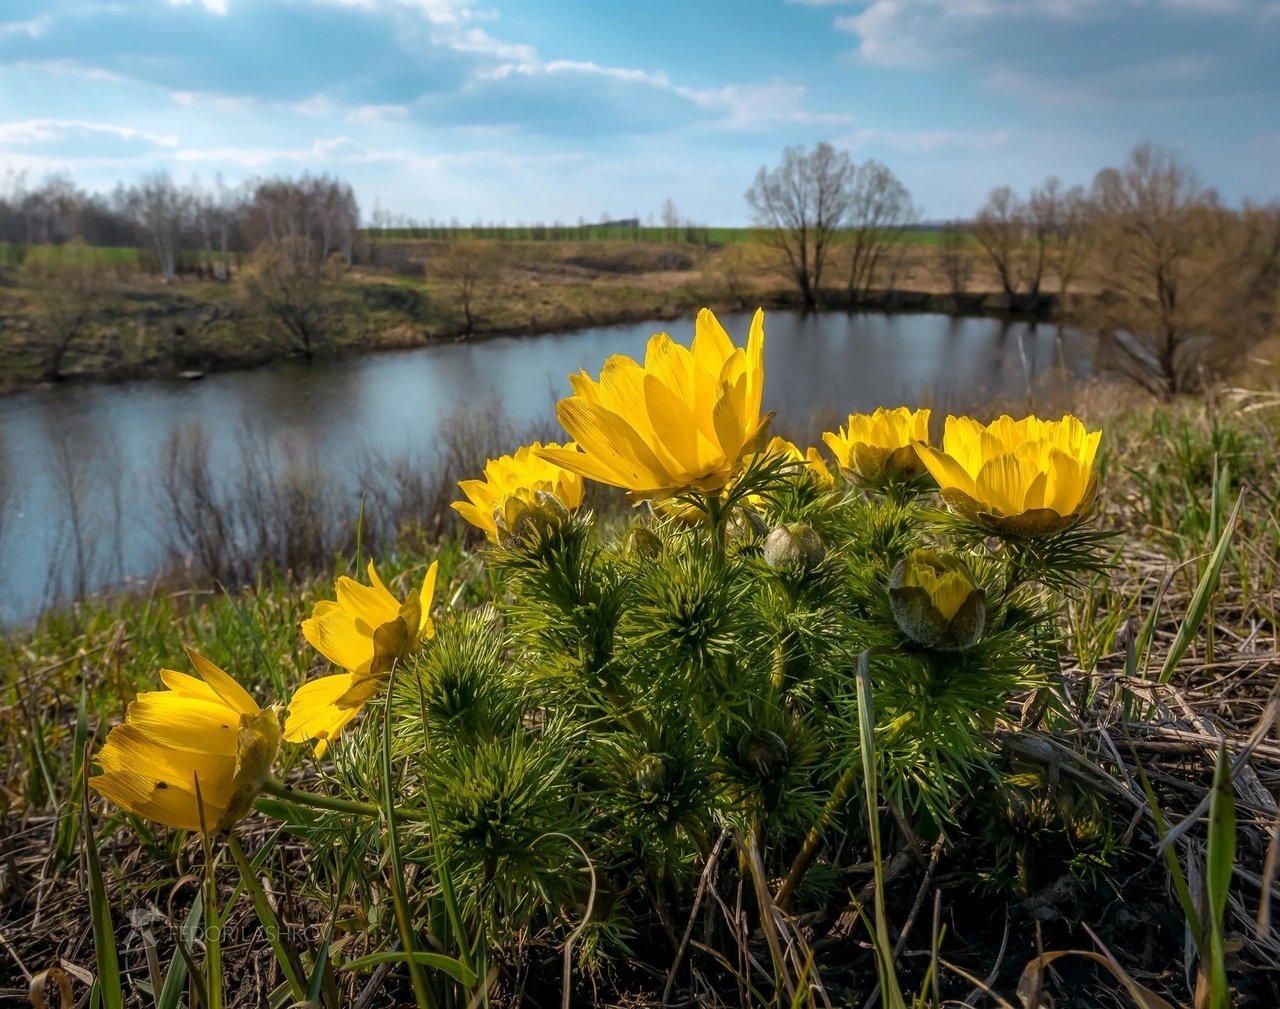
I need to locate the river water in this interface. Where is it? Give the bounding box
[0,311,1096,625]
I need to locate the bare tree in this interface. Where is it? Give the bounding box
[1085,143,1280,396]
[938,221,974,297]
[845,160,913,302]
[433,238,503,335]
[971,185,1026,298]
[661,197,680,242]
[1049,183,1093,298]
[21,237,108,380]
[127,171,189,281]
[243,236,337,359]
[244,174,358,266]
[746,142,854,311]
[191,174,244,281]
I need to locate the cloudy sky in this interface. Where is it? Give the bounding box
[1,0,1277,224]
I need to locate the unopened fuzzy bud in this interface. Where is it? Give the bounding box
[494,497,560,548]
[625,525,663,560]
[737,728,789,779]
[726,507,768,545]
[888,549,985,651]
[763,523,825,572]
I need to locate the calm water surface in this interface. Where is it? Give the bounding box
[0,311,1096,624]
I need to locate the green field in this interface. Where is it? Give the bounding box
[362,224,954,246]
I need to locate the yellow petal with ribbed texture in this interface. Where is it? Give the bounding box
[158,668,223,705]
[183,647,259,717]
[743,309,765,425]
[1042,449,1089,516]
[556,399,671,491]
[91,765,226,833]
[974,454,1028,517]
[941,416,987,477]
[693,308,734,371]
[94,724,236,821]
[917,444,978,498]
[125,692,240,756]
[417,560,438,639]
[284,672,383,757]
[302,600,375,675]
[332,573,398,636]
[643,372,703,477]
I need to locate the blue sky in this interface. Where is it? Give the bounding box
[1,0,1277,224]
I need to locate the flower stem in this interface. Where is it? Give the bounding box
[259,776,381,819]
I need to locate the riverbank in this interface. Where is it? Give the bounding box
[0,238,1058,394]
[3,387,1279,1006]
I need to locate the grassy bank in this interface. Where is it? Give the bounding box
[0,237,1024,394]
[2,373,1278,1006]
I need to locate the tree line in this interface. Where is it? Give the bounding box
[746,141,1280,396]
[0,170,358,281]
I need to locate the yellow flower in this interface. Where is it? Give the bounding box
[285,560,438,756]
[823,407,931,485]
[538,308,771,498]
[916,414,1102,536]
[453,442,584,542]
[888,550,985,651]
[762,436,835,489]
[90,648,280,833]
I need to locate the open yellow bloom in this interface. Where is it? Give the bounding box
[917,414,1102,536]
[285,559,438,756]
[762,436,835,489]
[823,407,931,485]
[538,308,771,498]
[90,648,280,833]
[453,442,584,542]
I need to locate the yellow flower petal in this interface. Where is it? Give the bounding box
[90,650,278,834]
[926,413,1101,534]
[183,647,259,717]
[284,672,383,757]
[303,600,376,675]
[546,309,768,497]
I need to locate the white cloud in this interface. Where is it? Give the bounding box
[166,0,229,14]
[0,119,179,149]
[345,103,411,123]
[0,16,51,38]
[169,90,254,112]
[477,59,847,130]
[834,127,1011,152]
[14,59,130,84]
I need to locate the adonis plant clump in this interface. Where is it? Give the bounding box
[87,308,1111,1002]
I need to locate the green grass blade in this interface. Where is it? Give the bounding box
[855,648,908,1009]
[1125,737,1203,946]
[341,951,479,987]
[381,669,437,1009]
[82,757,124,1009]
[1205,743,1236,1009]
[226,835,309,1003]
[1159,493,1242,684]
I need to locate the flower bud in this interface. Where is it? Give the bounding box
[888,549,985,651]
[533,489,571,523]
[763,523,825,572]
[635,753,670,802]
[494,496,561,548]
[726,506,768,545]
[625,525,663,560]
[737,727,789,779]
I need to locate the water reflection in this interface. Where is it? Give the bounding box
[0,311,1095,625]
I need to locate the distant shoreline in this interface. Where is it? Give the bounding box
[0,283,1063,398]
